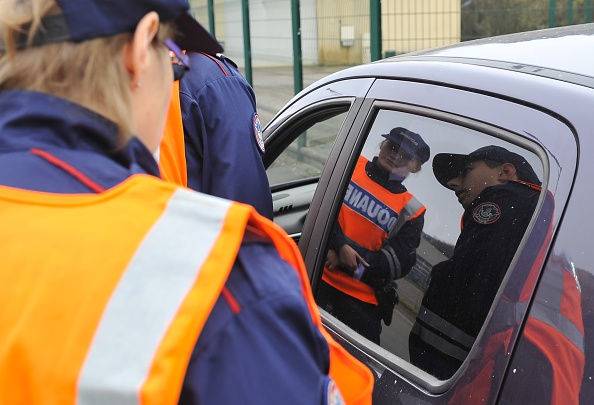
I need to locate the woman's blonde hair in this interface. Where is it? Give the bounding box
[0,0,174,141]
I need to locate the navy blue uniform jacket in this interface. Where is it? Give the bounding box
[409,180,539,379]
[0,90,332,404]
[179,52,274,219]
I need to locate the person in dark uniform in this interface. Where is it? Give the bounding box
[0,0,373,402]
[409,145,542,380]
[160,51,273,219]
[318,127,430,344]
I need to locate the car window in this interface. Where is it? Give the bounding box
[267,110,349,188]
[266,107,351,242]
[315,108,544,379]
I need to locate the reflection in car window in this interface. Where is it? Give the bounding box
[266,111,348,188]
[315,109,544,379]
[317,127,431,345]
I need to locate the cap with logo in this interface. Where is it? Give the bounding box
[1,0,223,54]
[381,127,431,164]
[432,145,541,188]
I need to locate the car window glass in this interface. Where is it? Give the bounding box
[315,108,544,379]
[266,111,349,188]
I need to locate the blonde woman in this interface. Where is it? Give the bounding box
[0,0,373,404]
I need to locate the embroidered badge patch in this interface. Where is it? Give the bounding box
[472,202,502,225]
[253,112,265,154]
[325,378,345,405]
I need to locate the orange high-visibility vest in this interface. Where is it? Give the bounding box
[521,253,585,405]
[0,175,373,405]
[323,156,425,304]
[159,82,187,187]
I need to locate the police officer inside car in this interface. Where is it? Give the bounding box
[409,145,542,380]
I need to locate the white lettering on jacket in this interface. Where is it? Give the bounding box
[343,181,398,233]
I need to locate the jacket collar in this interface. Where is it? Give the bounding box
[0,90,159,177]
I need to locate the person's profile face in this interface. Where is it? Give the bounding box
[446,160,502,208]
[377,140,418,175]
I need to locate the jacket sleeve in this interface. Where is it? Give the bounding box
[178,242,331,405]
[329,221,349,252]
[360,212,424,286]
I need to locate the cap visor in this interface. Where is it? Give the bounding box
[398,142,422,161]
[432,153,468,188]
[381,133,420,160]
[176,13,223,54]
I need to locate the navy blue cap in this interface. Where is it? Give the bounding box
[381,127,431,164]
[433,145,541,187]
[3,0,223,54]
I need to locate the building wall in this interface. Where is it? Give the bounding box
[383,0,461,55]
[189,0,460,68]
[190,0,319,68]
[317,0,461,65]
[316,0,369,66]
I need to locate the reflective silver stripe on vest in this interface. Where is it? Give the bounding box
[411,323,469,362]
[531,304,585,354]
[381,245,401,280]
[497,299,529,326]
[417,306,475,349]
[529,256,585,354]
[77,188,233,405]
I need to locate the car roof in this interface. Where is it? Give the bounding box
[309,23,594,86]
[396,23,594,78]
[274,23,594,126]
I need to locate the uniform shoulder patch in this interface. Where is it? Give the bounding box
[472,202,501,225]
[253,112,265,154]
[324,377,345,405]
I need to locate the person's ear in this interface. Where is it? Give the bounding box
[499,163,518,182]
[122,12,160,90]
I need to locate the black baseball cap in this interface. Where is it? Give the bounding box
[1,0,223,54]
[433,145,541,187]
[381,127,431,164]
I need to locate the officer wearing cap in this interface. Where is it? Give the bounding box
[409,145,542,379]
[319,127,430,344]
[0,0,373,404]
[159,51,274,219]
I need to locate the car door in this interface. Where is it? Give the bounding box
[301,75,576,403]
[266,69,577,403]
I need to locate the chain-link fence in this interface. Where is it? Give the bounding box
[189,0,593,126]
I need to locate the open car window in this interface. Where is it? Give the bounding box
[266,106,351,242]
[267,109,350,189]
